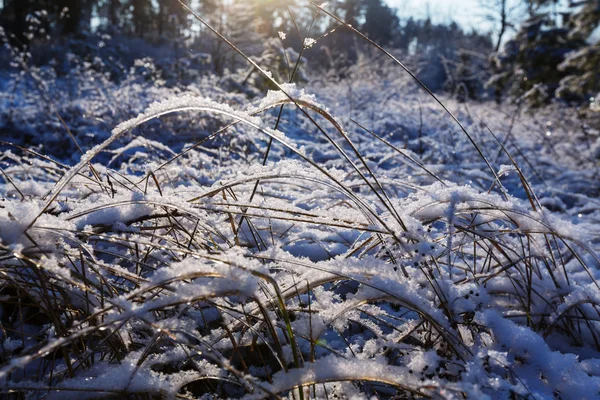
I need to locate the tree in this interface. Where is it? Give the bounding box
[225,0,264,69]
[130,0,154,37]
[157,0,190,38]
[487,0,600,106]
[487,4,585,105]
[0,0,31,42]
[480,0,520,52]
[556,0,600,104]
[362,0,399,45]
[0,0,93,41]
[57,0,84,34]
[108,0,120,29]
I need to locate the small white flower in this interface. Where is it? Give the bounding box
[278,31,286,41]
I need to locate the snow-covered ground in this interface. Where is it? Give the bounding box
[0,46,599,399]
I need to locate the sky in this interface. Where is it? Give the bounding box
[387,0,572,34]
[386,0,497,32]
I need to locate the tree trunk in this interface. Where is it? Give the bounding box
[158,1,164,37]
[494,0,508,52]
[108,0,118,30]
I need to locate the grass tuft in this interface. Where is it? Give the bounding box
[0,3,599,399]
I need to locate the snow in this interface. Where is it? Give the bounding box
[1,32,600,400]
[247,83,325,113]
[303,38,317,48]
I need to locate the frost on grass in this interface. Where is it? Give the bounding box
[0,47,600,400]
[303,37,317,48]
[247,82,326,114]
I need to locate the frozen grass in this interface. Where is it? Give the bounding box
[1,4,600,400]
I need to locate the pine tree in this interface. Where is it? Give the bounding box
[362,0,399,45]
[225,0,264,69]
[487,10,584,105]
[0,0,94,40]
[57,0,83,34]
[556,0,600,105]
[157,0,190,38]
[0,0,31,42]
[130,0,154,37]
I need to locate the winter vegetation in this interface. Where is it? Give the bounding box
[0,0,599,399]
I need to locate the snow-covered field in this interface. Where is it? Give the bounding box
[1,41,600,399]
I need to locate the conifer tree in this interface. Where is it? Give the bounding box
[487,8,584,105]
[0,0,94,40]
[130,0,154,37]
[556,0,600,105]
[157,0,190,38]
[362,0,399,45]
